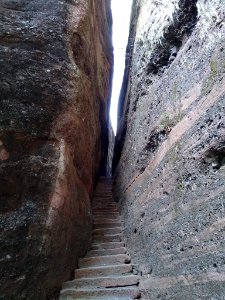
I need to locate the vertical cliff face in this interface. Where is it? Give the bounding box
[0,0,112,298]
[114,0,225,298]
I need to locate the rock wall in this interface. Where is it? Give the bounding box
[114,0,225,298]
[106,120,115,177]
[0,0,113,299]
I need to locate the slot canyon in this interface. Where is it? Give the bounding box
[0,0,225,299]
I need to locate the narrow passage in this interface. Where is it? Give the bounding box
[60,178,141,299]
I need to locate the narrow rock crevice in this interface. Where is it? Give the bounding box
[113,0,140,174]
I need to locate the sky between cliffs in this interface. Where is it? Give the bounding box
[110,0,133,134]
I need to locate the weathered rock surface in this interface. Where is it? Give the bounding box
[114,0,225,298]
[0,0,112,299]
[106,120,115,177]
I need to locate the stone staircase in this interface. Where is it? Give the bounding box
[60,178,141,300]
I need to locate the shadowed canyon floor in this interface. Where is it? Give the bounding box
[60,178,141,300]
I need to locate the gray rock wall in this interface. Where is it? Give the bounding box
[114,0,225,298]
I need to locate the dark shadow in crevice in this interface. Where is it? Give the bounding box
[201,146,225,172]
[146,0,198,75]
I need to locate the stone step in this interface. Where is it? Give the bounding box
[93,214,118,218]
[75,264,132,279]
[94,191,113,193]
[95,185,112,187]
[93,201,114,204]
[93,200,114,202]
[95,189,112,191]
[93,199,114,202]
[94,195,113,197]
[93,214,120,219]
[93,220,121,225]
[93,209,116,212]
[62,275,139,289]
[93,207,117,209]
[95,190,112,192]
[95,188,112,190]
[94,222,121,229]
[92,206,119,214]
[61,297,133,300]
[61,298,133,300]
[93,200,116,203]
[93,216,123,224]
[78,254,130,268]
[60,287,141,299]
[93,206,117,210]
[93,203,116,205]
[92,233,122,243]
[94,193,113,195]
[93,199,114,201]
[93,218,121,223]
[93,227,122,235]
[94,191,112,192]
[93,204,116,207]
[93,196,113,199]
[93,197,116,202]
[93,220,121,224]
[93,208,118,211]
[93,206,116,209]
[93,206,117,209]
[95,186,112,188]
[93,197,114,200]
[93,204,115,206]
[93,196,117,204]
[91,242,125,250]
[93,209,118,214]
[87,247,127,257]
[93,218,120,222]
[93,205,115,207]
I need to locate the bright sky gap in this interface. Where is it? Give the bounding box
[110,0,133,134]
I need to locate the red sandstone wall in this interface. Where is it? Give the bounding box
[0,0,113,298]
